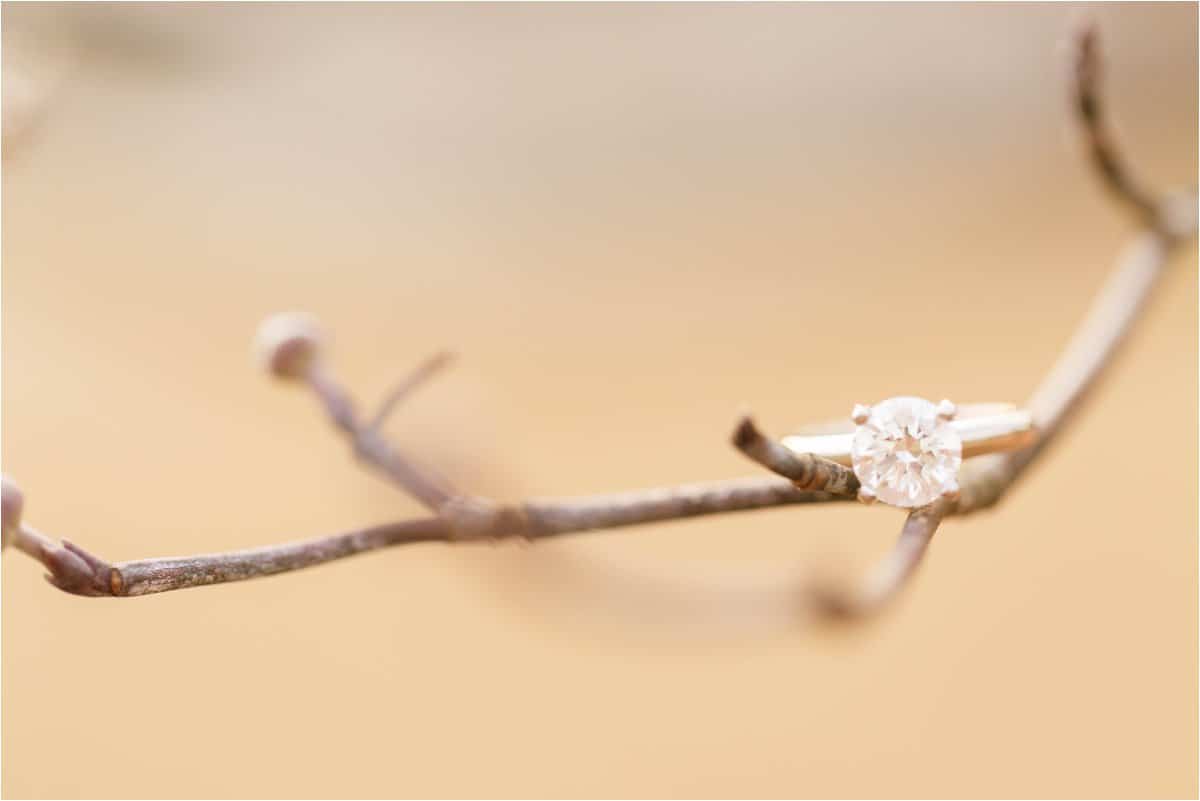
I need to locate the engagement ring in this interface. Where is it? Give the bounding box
[781,397,1036,508]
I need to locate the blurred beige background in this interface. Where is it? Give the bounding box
[2,3,1196,798]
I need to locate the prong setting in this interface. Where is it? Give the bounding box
[936,398,957,421]
[849,396,964,508]
[941,479,961,502]
[857,486,877,505]
[851,404,871,425]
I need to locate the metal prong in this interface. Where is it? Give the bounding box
[857,486,877,505]
[936,399,957,421]
[851,404,871,425]
[941,479,961,502]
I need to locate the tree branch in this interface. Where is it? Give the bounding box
[817,23,1197,617]
[1071,19,1161,227]
[4,24,1195,619]
[115,519,450,597]
[808,501,947,619]
[368,350,455,432]
[6,482,857,598]
[732,416,860,495]
[305,360,460,511]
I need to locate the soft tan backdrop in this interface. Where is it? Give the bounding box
[3,3,1196,798]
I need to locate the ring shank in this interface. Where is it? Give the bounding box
[779,406,1036,467]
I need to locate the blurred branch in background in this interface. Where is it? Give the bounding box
[1,18,73,160]
[3,24,1196,621]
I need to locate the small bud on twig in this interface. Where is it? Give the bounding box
[254,312,324,380]
[2,475,24,550]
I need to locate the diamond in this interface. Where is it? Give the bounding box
[850,396,963,508]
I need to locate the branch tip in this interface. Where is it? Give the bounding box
[731,415,761,451]
[1068,19,1161,225]
[2,475,24,549]
[368,349,458,431]
[806,583,860,622]
[42,539,113,597]
[255,312,324,380]
[733,416,859,496]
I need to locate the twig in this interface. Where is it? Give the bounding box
[809,501,947,619]
[4,25,1195,617]
[520,477,853,542]
[807,225,1187,618]
[732,416,860,495]
[807,22,1196,618]
[305,360,459,511]
[950,231,1178,515]
[1071,19,1161,226]
[367,350,455,432]
[251,313,460,510]
[4,481,855,597]
[115,519,449,597]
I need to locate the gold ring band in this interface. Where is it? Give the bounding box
[780,403,1037,467]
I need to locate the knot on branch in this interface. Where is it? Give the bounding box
[954,454,1019,515]
[439,495,525,542]
[805,581,864,622]
[43,540,114,597]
